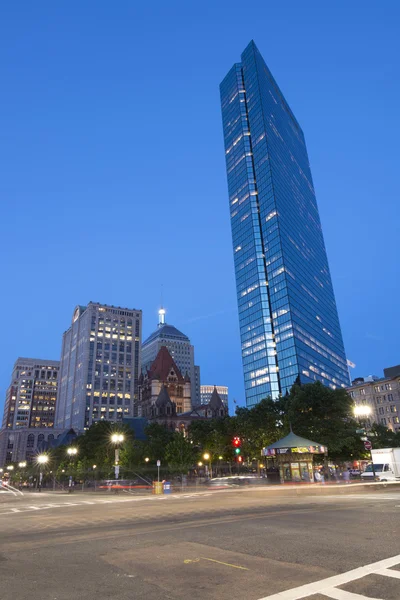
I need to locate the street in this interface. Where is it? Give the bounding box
[0,486,400,599]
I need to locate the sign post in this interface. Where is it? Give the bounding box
[157,460,161,483]
[364,440,376,481]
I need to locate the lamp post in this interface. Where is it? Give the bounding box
[67,447,78,493]
[203,453,212,479]
[354,405,376,481]
[18,461,26,490]
[111,433,124,480]
[37,454,49,492]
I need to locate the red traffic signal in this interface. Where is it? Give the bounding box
[232,437,241,448]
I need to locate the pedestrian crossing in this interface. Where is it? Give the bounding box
[0,491,214,516]
[258,553,400,600]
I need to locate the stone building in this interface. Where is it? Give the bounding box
[142,309,201,405]
[137,346,192,418]
[136,350,228,434]
[347,366,400,432]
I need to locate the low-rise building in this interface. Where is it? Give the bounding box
[0,427,68,466]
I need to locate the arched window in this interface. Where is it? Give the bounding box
[27,434,35,448]
[37,434,45,445]
[47,434,54,442]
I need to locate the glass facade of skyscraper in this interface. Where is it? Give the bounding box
[220,41,349,407]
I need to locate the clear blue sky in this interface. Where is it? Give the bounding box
[1,1,399,415]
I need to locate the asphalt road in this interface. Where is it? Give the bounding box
[1,485,400,600]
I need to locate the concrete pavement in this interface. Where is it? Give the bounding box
[0,486,399,599]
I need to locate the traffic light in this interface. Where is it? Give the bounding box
[232,436,242,456]
[237,456,243,463]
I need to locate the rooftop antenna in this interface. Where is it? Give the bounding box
[158,284,165,327]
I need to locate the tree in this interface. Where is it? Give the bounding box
[189,417,232,460]
[143,422,175,463]
[54,421,135,479]
[233,397,283,460]
[280,381,364,461]
[165,433,196,477]
[369,424,400,449]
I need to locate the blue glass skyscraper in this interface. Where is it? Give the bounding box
[220,41,349,407]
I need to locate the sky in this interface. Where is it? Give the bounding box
[1,1,399,415]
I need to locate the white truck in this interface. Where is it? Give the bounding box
[361,447,400,482]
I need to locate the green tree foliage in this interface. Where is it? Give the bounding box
[165,433,197,475]
[233,398,283,460]
[280,381,363,461]
[369,423,400,449]
[189,417,238,460]
[143,422,175,462]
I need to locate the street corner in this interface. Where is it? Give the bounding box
[100,541,333,600]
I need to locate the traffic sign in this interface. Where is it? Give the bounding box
[157,460,161,467]
[364,440,372,450]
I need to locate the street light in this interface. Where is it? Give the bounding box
[198,461,203,467]
[7,465,14,471]
[203,453,212,478]
[144,457,150,463]
[111,433,125,480]
[354,405,376,481]
[18,462,27,468]
[354,405,372,418]
[36,454,48,492]
[67,448,78,493]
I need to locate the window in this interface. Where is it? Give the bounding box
[390,405,397,413]
[385,384,392,390]
[388,394,393,401]
[381,418,387,425]
[379,407,384,415]
[360,389,365,395]
[27,434,34,448]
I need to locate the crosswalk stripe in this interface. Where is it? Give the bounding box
[376,567,400,579]
[257,553,400,599]
[321,588,382,599]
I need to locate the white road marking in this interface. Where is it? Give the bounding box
[322,589,383,599]
[376,567,400,579]
[11,508,20,513]
[258,553,400,600]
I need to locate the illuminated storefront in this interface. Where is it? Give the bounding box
[262,430,327,483]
